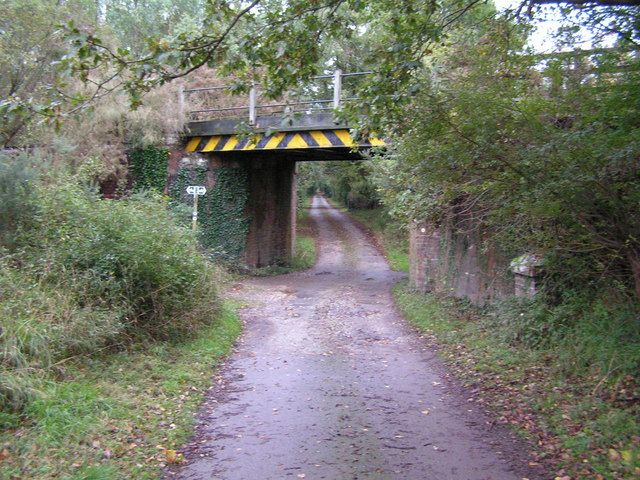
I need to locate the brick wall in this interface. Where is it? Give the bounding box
[409,223,440,293]
[244,158,297,268]
[409,214,514,305]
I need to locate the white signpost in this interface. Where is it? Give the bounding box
[186,185,207,231]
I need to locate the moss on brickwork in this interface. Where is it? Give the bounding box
[170,164,249,262]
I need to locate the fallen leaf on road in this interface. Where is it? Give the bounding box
[0,448,10,463]
[165,449,184,464]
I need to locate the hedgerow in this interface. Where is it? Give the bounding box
[0,154,222,415]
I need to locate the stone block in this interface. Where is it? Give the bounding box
[510,254,543,298]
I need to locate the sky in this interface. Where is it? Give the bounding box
[492,0,613,52]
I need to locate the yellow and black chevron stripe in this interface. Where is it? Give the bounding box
[185,129,385,153]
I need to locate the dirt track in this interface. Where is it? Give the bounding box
[168,195,544,480]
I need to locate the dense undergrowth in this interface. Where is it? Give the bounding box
[0,303,241,479]
[0,153,224,422]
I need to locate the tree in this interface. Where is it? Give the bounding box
[0,0,98,146]
[58,0,638,110]
[59,0,503,126]
[102,0,204,52]
[0,0,206,147]
[371,11,640,297]
[5,0,638,141]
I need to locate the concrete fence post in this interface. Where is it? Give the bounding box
[510,254,544,298]
[333,69,343,109]
[249,83,257,125]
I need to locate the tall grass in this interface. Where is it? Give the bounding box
[487,292,640,380]
[0,154,222,416]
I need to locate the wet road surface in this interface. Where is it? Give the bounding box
[168,196,542,480]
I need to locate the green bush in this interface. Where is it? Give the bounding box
[486,296,556,348]
[556,299,640,378]
[32,182,220,338]
[487,293,640,379]
[0,160,222,414]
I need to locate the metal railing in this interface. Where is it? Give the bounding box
[181,70,372,124]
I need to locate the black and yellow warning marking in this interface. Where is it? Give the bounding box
[185,129,385,153]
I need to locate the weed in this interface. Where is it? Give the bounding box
[292,236,317,270]
[0,159,224,413]
[27,383,113,443]
[487,293,640,380]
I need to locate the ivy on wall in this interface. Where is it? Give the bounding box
[170,163,250,262]
[129,146,169,192]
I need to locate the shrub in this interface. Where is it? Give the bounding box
[0,161,222,414]
[30,181,221,339]
[485,296,552,348]
[487,293,640,379]
[555,299,640,379]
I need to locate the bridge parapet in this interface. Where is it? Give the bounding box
[188,112,346,137]
[183,70,370,136]
[182,70,385,160]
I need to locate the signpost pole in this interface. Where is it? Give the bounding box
[192,193,198,232]
[186,185,206,232]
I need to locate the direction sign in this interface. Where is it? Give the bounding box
[186,185,206,195]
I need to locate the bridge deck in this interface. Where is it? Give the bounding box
[185,113,385,161]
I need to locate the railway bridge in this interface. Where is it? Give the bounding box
[176,71,385,268]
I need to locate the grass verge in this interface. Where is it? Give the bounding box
[327,201,408,272]
[0,303,242,480]
[292,197,318,270]
[393,280,639,480]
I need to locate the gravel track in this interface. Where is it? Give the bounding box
[168,195,544,480]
